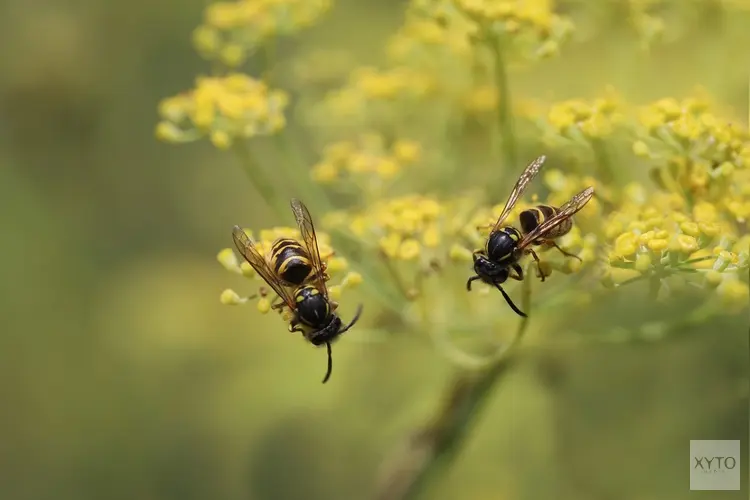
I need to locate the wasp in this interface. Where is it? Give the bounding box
[518,203,584,261]
[232,198,363,384]
[467,155,594,318]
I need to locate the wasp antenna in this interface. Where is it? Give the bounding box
[341,303,364,333]
[322,342,333,384]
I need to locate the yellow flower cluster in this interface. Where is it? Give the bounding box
[217,226,362,317]
[452,0,574,60]
[632,96,750,202]
[155,73,289,149]
[527,90,627,148]
[310,133,422,186]
[628,0,667,49]
[324,195,449,263]
[307,66,439,137]
[192,0,333,67]
[602,184,749,309]
[386,0,477,66]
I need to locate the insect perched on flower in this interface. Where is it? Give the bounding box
[467,155,595,317]
[231,199,363,384]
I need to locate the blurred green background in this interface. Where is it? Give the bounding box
[1,1,748,500]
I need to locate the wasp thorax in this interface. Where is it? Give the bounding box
[486,227,520,262]
[295,286,331,328]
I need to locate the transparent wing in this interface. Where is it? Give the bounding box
[491,155,547,232]
[517,186,595,250]
[289,198,328,298]
[232,226,296,310]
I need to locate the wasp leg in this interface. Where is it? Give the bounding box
[527,249,547,283]
[466,275,481,291]
[288,319,304,334]
[549,241,582,262]
[508,263,524,281]
[270,295,286,313]
[493,283,527,318]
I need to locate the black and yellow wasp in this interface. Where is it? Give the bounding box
[467,155,595,317]
[232,198,363,384]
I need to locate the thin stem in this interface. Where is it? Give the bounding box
[591,137,616,185]
[379,253,411,301]
[372,264,534,500]
[488,31,517,171]
[233,139,287,216]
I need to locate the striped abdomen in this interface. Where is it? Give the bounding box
[269,238,313,286]
[519,204,572,242]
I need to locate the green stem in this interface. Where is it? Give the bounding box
[488,31,517,172]
[232,139,288,217]
[372,264,533,500]
[591,137,616,185]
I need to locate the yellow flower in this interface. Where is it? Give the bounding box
[156,74,290,148]
[195,0,332,65]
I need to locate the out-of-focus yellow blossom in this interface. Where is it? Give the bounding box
[310,133,423,187]
[633,95,750,204]
[155,74,289,148]
[352,66,437,102]
[526,90,627,149]
[384,0,480,93]
[192,0,333,66]
[450,0,575,61]
[216,226,362,321]
[306,66,440,134]
[461,84,499,115]
[628,0,666,49]
[290,48,355,87]
[386,2,476,64]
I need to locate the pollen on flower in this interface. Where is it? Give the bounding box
[156,74,289,148]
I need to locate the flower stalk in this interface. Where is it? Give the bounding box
[372,267,533,500]
[488,31,517,172]
[233,139,288,217]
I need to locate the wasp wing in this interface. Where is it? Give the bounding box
[491,155,547,232]
[517,186,595,251]
[231,226,296,310]
[290,198,328,298]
